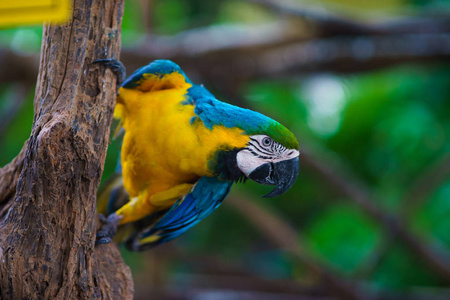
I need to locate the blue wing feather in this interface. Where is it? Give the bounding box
[131,177,232,250]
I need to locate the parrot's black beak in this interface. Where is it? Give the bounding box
[248,156,299,197]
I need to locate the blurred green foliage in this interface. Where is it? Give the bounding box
[0,88,33,165]
[1,0,450,296]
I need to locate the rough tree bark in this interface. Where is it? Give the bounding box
[0,0,133,299]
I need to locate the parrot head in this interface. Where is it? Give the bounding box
[236,133,299,197]
[198,90,300,198]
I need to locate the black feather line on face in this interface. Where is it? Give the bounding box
[236,175,248,184]
[210,148,246,182]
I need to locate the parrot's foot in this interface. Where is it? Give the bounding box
[96,213,122,245]
[93,58,126,89]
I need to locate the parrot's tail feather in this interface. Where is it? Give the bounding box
[97,173,129,216]
[113,124,125,140]
[123,209,170,251]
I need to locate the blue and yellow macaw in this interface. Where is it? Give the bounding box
[96,59,299,251]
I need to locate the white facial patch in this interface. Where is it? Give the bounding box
[236,135,299,176]
[237,149,267,177]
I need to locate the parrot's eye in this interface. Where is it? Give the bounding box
[262,137,273,147]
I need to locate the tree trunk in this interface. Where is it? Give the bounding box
[0,0,133,299]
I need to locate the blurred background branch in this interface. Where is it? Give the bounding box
[228,194,367,300]
[2,17,450,84]
[401,153,450,220]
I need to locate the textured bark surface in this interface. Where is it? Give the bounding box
[0,0,133,299]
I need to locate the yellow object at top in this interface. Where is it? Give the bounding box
[0,0,72,28]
